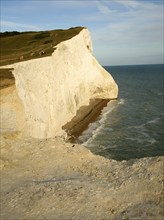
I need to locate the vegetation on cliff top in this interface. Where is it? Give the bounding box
[0,26,84,66]
[0,27,84,88]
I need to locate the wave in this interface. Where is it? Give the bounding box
[147,117,161,124]
[126,117,162,146]
[80,99,124,146]
[151,89,163,96]
[118,98,125,105]
[126,136,157,145]
[128,117,161,130]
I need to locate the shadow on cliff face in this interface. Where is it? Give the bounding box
[0,68,15,89]
[62,99,110,143]
[63,96,163,161]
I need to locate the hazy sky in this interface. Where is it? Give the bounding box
[1,0,163,66]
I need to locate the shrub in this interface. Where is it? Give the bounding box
[34,32,50,39]
[0,31,21,38]
[44,39,53,44]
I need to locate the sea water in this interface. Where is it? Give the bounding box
[76,64,164,161]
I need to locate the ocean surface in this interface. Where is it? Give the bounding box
[76,64,164,161]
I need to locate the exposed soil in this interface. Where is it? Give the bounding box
[0,135,163,220]
[0,68,15,89]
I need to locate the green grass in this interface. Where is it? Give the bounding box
[0,26,85,66]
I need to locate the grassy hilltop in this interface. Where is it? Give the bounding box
[0,26,84,66]
[0,27,84,89]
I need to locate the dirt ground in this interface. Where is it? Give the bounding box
[0,134,163,220]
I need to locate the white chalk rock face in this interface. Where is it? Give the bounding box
[6,28,118,138]
[0,85,26,134]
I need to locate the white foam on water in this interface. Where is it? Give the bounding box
[127,124,146,131]
[126,116,162,146]
[127,116,160,131]
[152,90,163,96]
[96,145,107,151]
[104,127,114,132]
[118,98,125,105]
[81,99,122,146]
[147,117,160,124]
[126,136,157,145]
[148,138,157,145]
[99,105,116,125]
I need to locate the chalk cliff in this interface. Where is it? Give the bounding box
[1,28,118,138]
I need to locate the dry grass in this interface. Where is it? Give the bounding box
[0,27,84,89]
[0,26,84,66]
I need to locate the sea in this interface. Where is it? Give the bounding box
[76,64,164,161]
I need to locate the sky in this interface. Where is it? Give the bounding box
[0,0,164,66]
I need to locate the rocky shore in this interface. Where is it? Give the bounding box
[62,98,110,142]
[1,134,163,220]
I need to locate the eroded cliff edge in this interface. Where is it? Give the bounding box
[1,28,163,220]
[1,28,118,138]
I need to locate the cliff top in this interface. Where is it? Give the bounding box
[0,26,85,66]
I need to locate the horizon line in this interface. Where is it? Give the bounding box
[103,63,164,67]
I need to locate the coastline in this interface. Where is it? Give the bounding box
[1,71,163,219]
[0,28,163,219]
[62,98,110,142]
[1,95,163,219]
